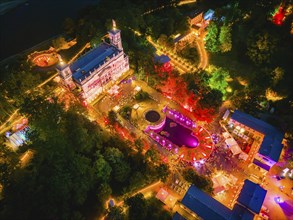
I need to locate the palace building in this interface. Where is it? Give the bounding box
[57,20,129,103]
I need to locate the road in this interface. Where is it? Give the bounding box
[195,33,209,69]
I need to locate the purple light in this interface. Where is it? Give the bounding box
[156,136,160,140]
[275,197,284,204]
[199,159,205,164]
[168,143,172,148]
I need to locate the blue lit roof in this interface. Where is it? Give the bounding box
[237,180,267,214]
[154,54,170,64]
[71,42,120,83]
[231,110,284,162]
[173,34,186,43]
[182,185,231,220]
[230,204,254,220]
[203,9,215,20]
[253,159,270,171]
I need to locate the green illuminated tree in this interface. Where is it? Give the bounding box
[205,22,220,53]
[208,68,230,98]
[219,25,232,52]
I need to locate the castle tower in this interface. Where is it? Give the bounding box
[56,55,75,88]
[108,19,123,50]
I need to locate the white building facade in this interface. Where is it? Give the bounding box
[57,20,129,103]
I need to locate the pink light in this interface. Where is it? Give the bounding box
[205,137,210,139]
[180,154,184,159]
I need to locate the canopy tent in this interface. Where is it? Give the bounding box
[225,138,242,155]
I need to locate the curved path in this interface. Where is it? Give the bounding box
[195,32,209,69]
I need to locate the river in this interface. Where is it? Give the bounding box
[0,0,98,61]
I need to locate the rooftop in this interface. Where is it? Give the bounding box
[236,179,267,214]
[154,54,171,64]
[229,204,254,220]
[172,212,186,220]
[182,185,231,220]
[71,42,120,83]
[231,110,284,162]
[108,29,121,35]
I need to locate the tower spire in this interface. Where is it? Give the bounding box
[112,19,116,30]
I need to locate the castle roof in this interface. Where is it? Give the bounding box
[71,42,120,84]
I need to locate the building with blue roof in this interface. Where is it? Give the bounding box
[180,180,266,220]
[229,204,254,220]
[236,180,267,214]
[154,54,172,74]
[230,110,284,170]
[181,184,232,220]
[57,20,129,103]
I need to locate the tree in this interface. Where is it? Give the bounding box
[129,171,145,189]
[108,110,117,125]
[155,164,170,182]
[247,32,277,65]
[205,22,220,53]
[0,143,19,187]
[183,168,213,194]
[125,193,147,220]
[94,151,112,183]
[63,18,75,36]
[198,89,223,110]
[135,90,150,101]
[145,147,160,164]
[106,206,125,220]
[208,67,230,98]
[120,106,132,120]
[134,139,144,153]
[271,67,284,86]
[52,36,67,50]
[157,34,168,48]
[219,25,232,52]
[113,160,131,183]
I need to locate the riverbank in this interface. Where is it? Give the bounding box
[0,0,98,61]
[0,0,27,15]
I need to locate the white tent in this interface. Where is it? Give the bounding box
[239,152,249,161]
[225,138,242,155]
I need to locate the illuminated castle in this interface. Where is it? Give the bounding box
[57,20,129,102]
